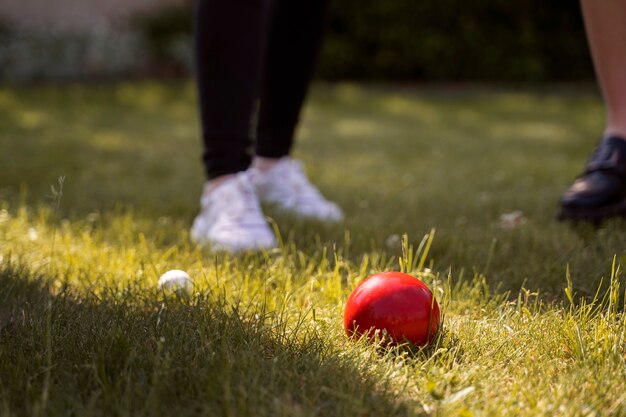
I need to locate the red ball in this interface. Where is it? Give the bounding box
[344,272,440,346]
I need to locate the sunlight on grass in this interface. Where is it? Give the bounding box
[16,110,50,129]
[381,96,441,124]
[332,118,396,138]
[116,83,170,111]
[2,82,626,416]
[1,204,625,416]
[331,83,366,103]
[492,121,571,142]
[91,131,131,151]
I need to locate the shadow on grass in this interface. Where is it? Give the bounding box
[0,263,425,417]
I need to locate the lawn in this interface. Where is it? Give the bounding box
[1,81,625,416]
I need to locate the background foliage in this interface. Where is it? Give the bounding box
[0,0,594,82]
[134,0,594,82]
[320,0,593,81]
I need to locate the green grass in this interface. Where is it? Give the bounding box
[1,81,626,416]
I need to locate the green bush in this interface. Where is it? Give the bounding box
[0,25,144,81]
[131,6,194,74]
[319,0,593,81]
[131,0,594,82]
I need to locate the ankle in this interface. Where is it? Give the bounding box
[604,117,626,139]
[205,174,236,193]
[251,156,283,173]
[604,129,626,141]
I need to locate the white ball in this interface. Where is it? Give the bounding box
[158,270,193,292]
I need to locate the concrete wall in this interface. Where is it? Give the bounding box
[0,0,189,30]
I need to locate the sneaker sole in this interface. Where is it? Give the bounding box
[557,198,626,223]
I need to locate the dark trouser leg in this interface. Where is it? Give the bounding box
[255,0,329,158]
[195,0,269,180]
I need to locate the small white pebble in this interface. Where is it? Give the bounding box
[498,211,526,229]
[158,270,193,292]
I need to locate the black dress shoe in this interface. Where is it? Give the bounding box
[558,135,626,221]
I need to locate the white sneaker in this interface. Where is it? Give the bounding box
[249,157,344,222]
[190,172,277,252]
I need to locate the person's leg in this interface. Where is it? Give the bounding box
[191,0,276,251]
[581,0,626,138]
[194,0,268,182]
[558,0,626,221]
[248,0,343,222]
[254,0,329,160]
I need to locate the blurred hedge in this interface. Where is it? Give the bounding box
[319,0,593,81]
[131,0,594,82]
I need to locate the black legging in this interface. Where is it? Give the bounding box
[195,0,329,180]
